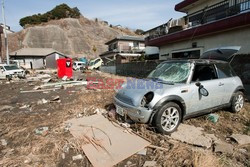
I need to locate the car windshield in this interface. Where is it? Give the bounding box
[148,62,191,84]
[4,65,19,71]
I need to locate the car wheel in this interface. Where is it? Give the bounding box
[231,91,244,113]
[153,102,182,135]
[6,75,12,81]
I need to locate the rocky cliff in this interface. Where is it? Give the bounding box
[7,16,138,59]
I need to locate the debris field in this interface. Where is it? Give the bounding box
[0,70,249,167]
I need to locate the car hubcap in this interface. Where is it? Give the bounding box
[235,94,244,112]
[161,107,179,132]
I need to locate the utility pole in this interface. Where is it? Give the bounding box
[2,0,9,65]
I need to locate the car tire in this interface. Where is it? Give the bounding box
[153,102,182,135]
[6,75,12,81]
[230,91,244,113]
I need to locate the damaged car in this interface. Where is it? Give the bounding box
[114,46,245,134]
[0,64,26,80]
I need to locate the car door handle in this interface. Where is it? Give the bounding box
[219,83,224,86]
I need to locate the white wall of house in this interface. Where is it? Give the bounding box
[145,46,159,55]
[159,26,250,60]
[14,58,45,69]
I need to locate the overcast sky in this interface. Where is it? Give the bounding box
[2,0,184,32]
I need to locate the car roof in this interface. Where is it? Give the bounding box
[74,61,85,63]
[161,59,228,64]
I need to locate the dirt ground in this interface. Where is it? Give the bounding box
[0,71,249,167]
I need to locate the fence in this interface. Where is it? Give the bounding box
[100,61,162,78]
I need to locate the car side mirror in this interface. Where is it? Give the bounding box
[196,82,209,96]
[199,87,209,97]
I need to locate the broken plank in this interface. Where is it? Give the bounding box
[21,88,60,93]
[147,145,169,151]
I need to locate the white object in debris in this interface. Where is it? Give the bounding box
[72,154,83,161]
[120,123,131,128]
[37,99,48,105]
[50,96,61,103]
[143,161,157,167]
[66,115,150,167]
[62,76,68,81]
[230,134,250,146]
[20,105,30,109]
[1,139,7,146]
[0,105,14,112]
[170,124,212,148]
[42,78,52,83]
[137,148,147,155]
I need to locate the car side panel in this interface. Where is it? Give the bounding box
[186,79,224,114]
[221,77,242,104]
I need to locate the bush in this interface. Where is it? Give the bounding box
[135,29,145,35]
[19,4,81,27]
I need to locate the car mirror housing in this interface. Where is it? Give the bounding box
[199,87,209,97]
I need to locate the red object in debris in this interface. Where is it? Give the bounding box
[57,58,73,78]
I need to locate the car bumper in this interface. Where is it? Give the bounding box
[114,97,153,124]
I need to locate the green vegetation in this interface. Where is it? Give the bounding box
[135,29,145,35]
[19,4,81,27]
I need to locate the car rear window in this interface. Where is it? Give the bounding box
[216,63,236,78]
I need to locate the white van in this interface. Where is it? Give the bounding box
[87,58,103,70]
[73,61,86,71]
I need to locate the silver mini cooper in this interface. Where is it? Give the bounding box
[114,47,245,134]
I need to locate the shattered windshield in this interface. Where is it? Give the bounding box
[4,65,19,71]
[148,62,191,84]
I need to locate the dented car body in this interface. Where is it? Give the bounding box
[114,47,245,134]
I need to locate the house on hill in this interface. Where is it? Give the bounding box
[10,48,68,69]
[0,24,15,34]
[100,36,145,65]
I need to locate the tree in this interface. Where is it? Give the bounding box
[19,4,81,27]
[135,29,145,35]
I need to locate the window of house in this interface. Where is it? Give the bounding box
[172,50,201,59]
[133,41,139,48]
[188,2,229,25]
[192,64,218,82]
[240,1,250,12]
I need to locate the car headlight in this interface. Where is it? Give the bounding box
[141,92,154,107]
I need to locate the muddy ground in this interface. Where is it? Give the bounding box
[0,71,249,167]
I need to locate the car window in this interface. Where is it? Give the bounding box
[95,59,101,64]
[216,63,235,78]
[148,62,191,84]
[4,66,19,71]
[192,64,218,82]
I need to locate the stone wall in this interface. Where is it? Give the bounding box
[116,61,162,78]
[231,54,250,100]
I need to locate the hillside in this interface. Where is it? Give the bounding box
[7,16,139,59]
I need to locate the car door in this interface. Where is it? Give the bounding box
[215,63,238,104]
[187,64,225,113]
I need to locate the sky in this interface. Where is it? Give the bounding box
[1,0,185,32]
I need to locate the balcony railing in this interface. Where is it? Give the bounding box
[146,0,250,41]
